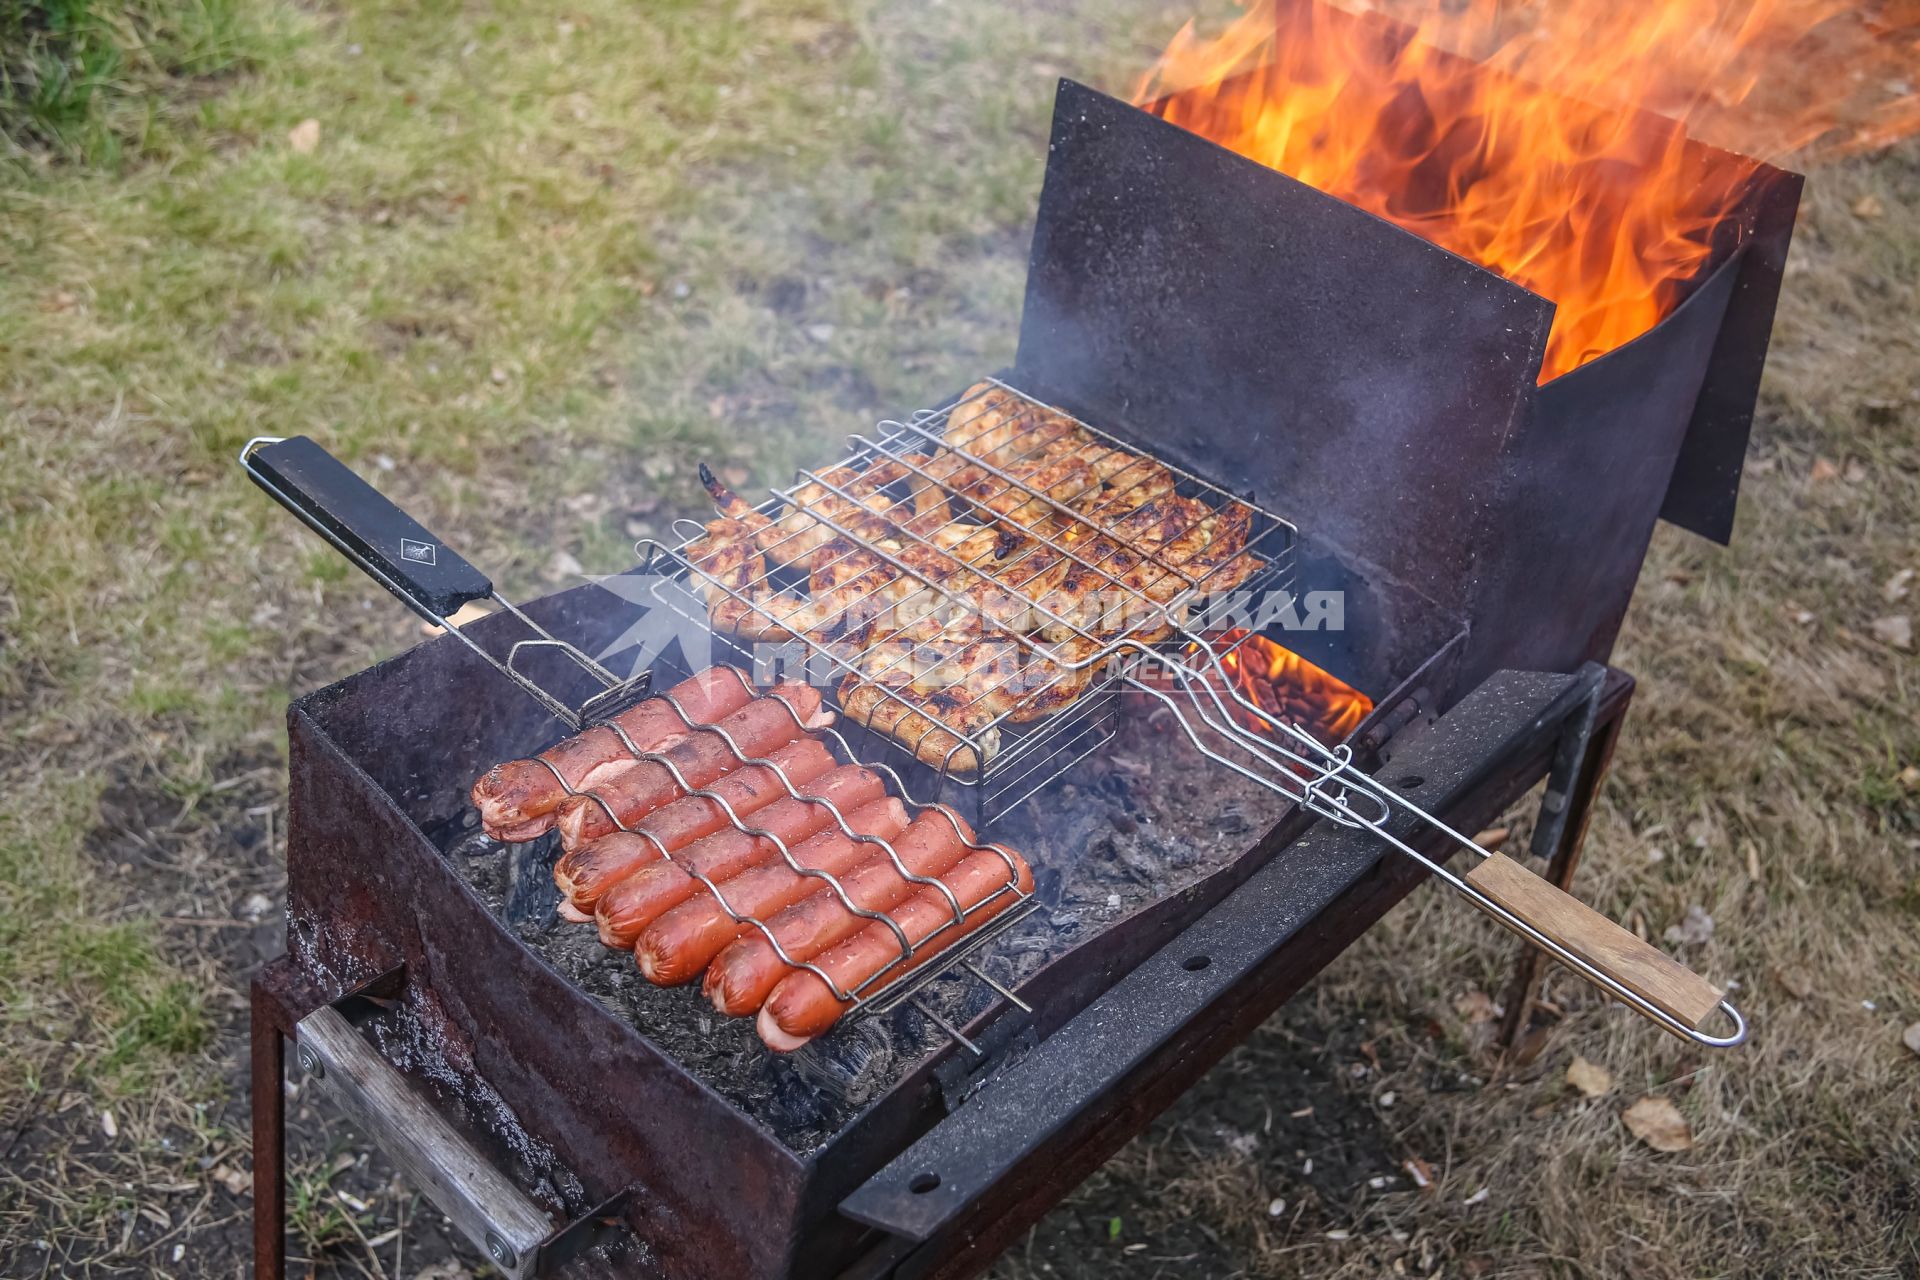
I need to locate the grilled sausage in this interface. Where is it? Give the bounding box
[703,808,976,1016]
[593,765,886,950]
[554,682,830,849]
[756,846,1033,1051]
[552,736,834,913]
[632,798,909,986]
[470,667,753,840]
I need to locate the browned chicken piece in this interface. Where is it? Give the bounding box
[698,461,780,544]
[686,514,812,637]
[908,384,1085,516]
[933,521,1013,565]
[874,543,991,647]
[885,500,1006,564]
[837,641,1015,771]
[695,468,915,643]
[1087,455,1177,518]
[956,453,1100,530]
[740,462,901,568]
[1008,634,1106,723]
[943,382,1043,463]
[1145,499,1258,602]
[1019,495,1223,644]
[1077,440,1148,483]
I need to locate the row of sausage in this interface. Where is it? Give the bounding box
[470,667,1032,1050]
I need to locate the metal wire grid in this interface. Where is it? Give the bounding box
[640,378,1298,821]
[535,678,1036,1044]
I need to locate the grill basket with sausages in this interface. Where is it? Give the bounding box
[474,664,1035,1051]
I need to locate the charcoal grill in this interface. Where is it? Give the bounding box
[243,28,1801,1279]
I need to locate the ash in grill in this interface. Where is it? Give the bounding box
[242,22,1802,1278]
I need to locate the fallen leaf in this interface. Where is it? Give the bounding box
[412,1263,475,1280]
[287,118,321,154]
[721,463,752,489]
[1401,1157,1434,1190]
[1566,1055,1614,1097]
[1886,568,1915,603]
[1852,193,1886,219]
[1622,1096,1693,1152]
[1454,990,1500,1024]
[1809,456,1840,483]
[1904,1023,1920,1057]
[1772,967,1813,999]
[1897,765,1920,792]
[1664,904,1714,947]
[212,1164,250,1196]
[1744,841,1762,882]
[1869,615,1912,651]
[1473,826,1511,850]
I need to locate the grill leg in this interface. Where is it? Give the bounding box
[251,975,288,1280]
[1497,678,1631,1051]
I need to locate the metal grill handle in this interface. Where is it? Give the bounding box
[1134,640,1748,1048]
[239,436,650,732]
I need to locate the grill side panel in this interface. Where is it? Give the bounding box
[286,675,813,1280]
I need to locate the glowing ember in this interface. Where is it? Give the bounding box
[1135,0,1920,380]
[1212,630,1373,744]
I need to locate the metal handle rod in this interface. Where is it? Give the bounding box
[238,436,642,733]
[1122,650,1747,1048]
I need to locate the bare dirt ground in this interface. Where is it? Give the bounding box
[2,2,1915,1277]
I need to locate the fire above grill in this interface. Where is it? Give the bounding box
[242,15,1802,1278]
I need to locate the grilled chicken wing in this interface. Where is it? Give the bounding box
[1008,634,1105,723]
[718,462,900,569]
[838,641,1015,772]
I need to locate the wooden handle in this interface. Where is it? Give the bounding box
[1464,853,1724,1031]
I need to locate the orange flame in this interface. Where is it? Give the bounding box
[1214,630,1374,743]
[1135,0,1920,380]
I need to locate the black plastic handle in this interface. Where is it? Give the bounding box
[244,436,492,621]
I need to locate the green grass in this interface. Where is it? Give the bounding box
[1,0,271,164]
[1,0,1916,1274]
